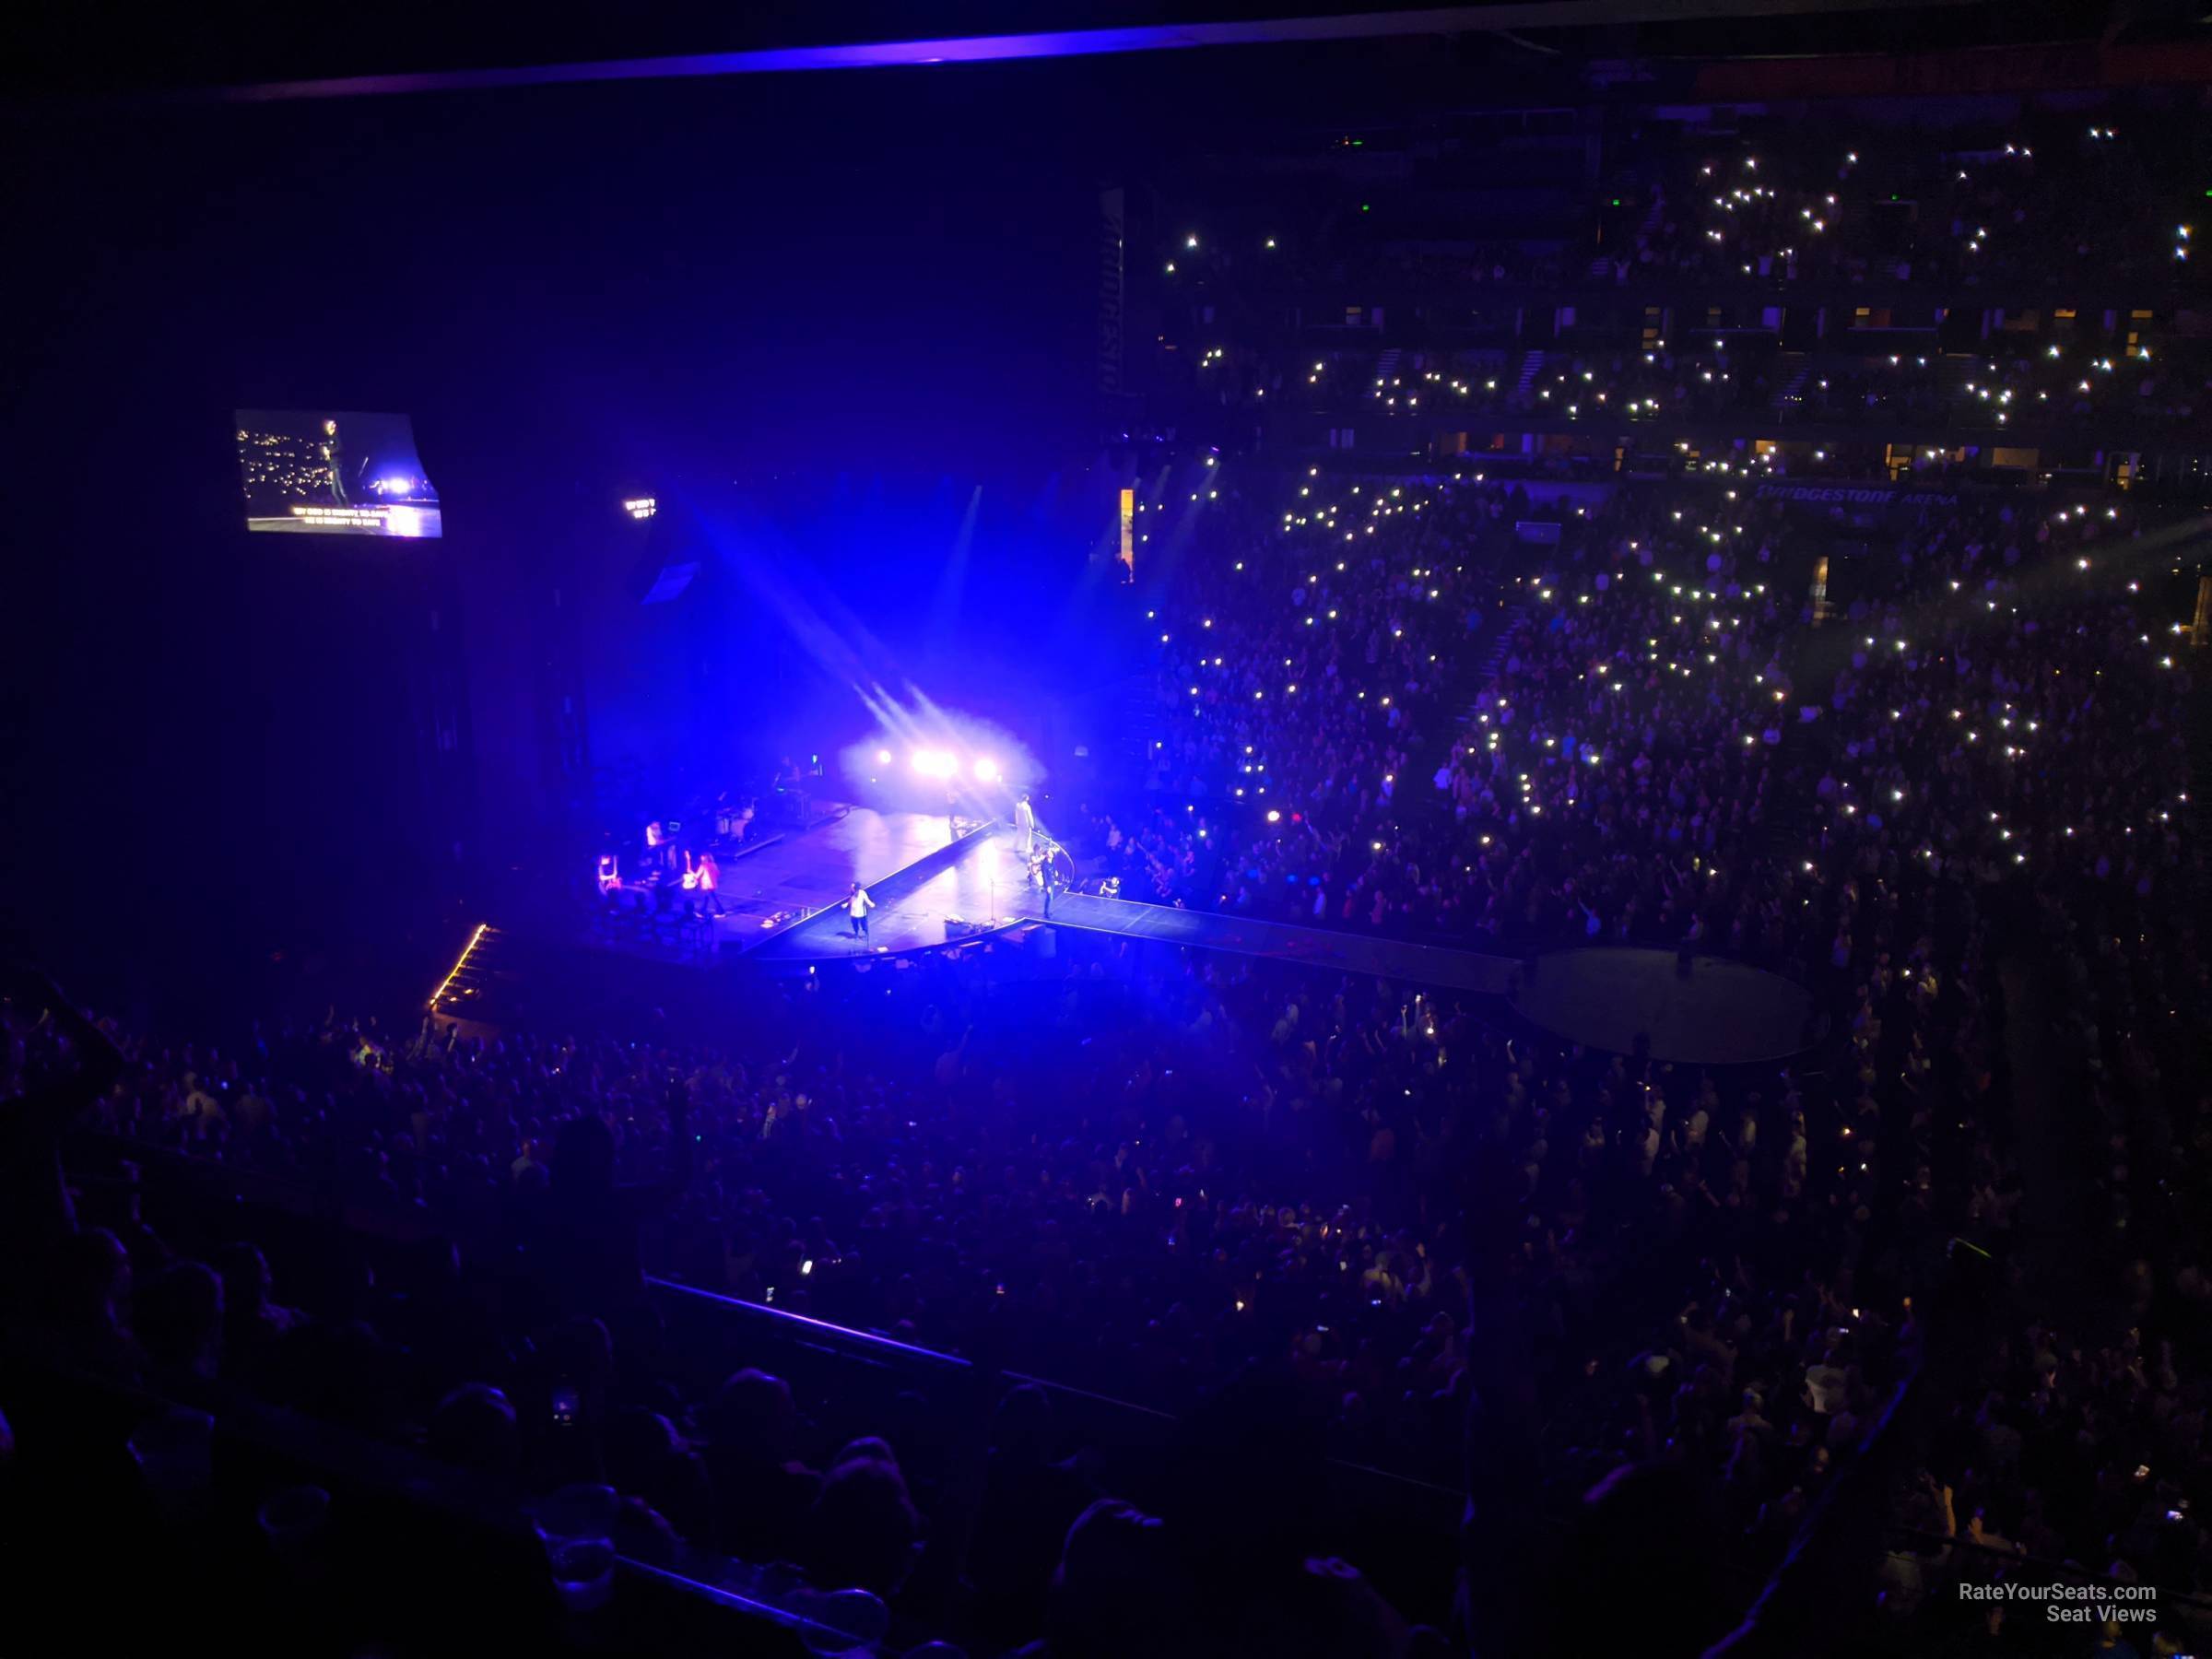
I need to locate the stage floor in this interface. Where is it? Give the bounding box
[686,808,977,942]
[600,817,1814,1064]
[747,822,1025,960]
[1513,947,1815,1066]
[745,818,1524,990]
[1001,888,1520,994]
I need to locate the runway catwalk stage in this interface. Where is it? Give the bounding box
[669,807,1811,1065]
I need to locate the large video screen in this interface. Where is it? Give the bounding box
[235,409,441,536]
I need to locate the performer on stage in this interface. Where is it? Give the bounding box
[320,417,348,505]
[1013,791,1037,859]
[1040,844,1060,919]
[846,881,876,942]
[689,850,726,916]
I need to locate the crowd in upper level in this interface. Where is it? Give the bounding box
[1154,103,2210,303]
[1193,335,2212,447]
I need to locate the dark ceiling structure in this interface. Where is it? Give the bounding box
[8,0,2198,104]
[198,0,1985,104]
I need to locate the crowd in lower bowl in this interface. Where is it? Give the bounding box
[3,454,2206,1654]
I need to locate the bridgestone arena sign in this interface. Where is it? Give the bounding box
[1753,483,1962,509]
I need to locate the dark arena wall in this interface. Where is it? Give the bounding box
[5,72,1105,1012]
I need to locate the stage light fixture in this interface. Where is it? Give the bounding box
[972,757,1000,782]
[877,747,893,765]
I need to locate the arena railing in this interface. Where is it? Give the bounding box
[66,1133,1466,1573]
[0,1322,838,1655]
[640,1274,1465,1623]
[642,1270,1465,1498]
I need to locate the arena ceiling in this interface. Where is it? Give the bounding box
[8,0,2201,103]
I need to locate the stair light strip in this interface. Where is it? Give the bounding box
[428,923,489,1011]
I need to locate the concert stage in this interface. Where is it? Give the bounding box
[698,808,1524,980]
[653,809,1012,950]
[716,814,1530,986]
[655,807,1524,980]
[743,814,1020,961]
[590,812,1817,1064]
[584,807,1010,963]
[1000,888,1521,994]
[1512,947,1816,1066]
[983,896,1811,1063]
